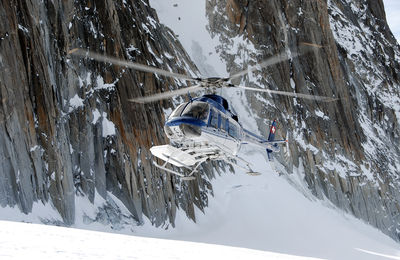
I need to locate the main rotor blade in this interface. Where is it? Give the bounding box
[129,84,203,103]
[69,48,197,81]
[228,51,300,81]
[238,86,338,102]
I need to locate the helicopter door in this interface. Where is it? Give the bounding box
[219,116,229,147]
[208,109,219,139]
[225,118,240,154]
[209,109,219,129]
[224,118,229,132]
[208,109,226,146]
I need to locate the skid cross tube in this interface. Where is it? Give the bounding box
[153,156,210,180]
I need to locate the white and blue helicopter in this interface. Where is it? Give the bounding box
[70,48,336,180]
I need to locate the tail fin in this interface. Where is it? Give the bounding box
[266,120,278,161]
[268,119,277,142]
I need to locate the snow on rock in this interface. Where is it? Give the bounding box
[95,75,116,91]
[149,0,228,77]
[92,109,101,124]
[69,94,84,111]
[73,191,139,232]
[315,110,329,120]
[101,112,116,137]
[18,24,29,34]
[78,72,92,88]
[328,0,400,182]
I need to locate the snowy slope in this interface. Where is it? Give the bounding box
[0,220,323,260]
[136,149,400,260]
[2,161,400,260]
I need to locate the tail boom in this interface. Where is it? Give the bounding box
[241,119,287,161]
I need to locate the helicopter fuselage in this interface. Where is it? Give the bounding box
[149,94,286,178]
[164,95,242,156]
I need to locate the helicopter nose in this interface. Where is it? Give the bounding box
[179,123,201,138]
[164,125,174,138]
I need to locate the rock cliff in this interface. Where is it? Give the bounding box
[206,0,400,240]
[0,0,218,228]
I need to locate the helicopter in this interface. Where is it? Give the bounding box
[69,47,337,180]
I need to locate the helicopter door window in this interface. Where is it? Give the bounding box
[220,116,226,132]
[224,118,229,132]
[181,101,209,121]
[228,123,237,138]
[210,109,218,128]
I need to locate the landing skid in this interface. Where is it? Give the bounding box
[153,158,206,181]
[226,155,261,176]
[150,144,218,180]
[150,144,261,179]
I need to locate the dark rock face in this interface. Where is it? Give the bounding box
[206,0,400,240]
[0,0,218,228]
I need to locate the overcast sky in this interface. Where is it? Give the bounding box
[383,0,400,43]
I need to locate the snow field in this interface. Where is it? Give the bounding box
[0,220,321,260]
[135,148,400,260]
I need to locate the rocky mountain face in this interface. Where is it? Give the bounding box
[0,0,220,228]
[206,0,400,240]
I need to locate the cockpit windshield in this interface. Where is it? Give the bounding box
[181,101,209,121]
[169,103,186,119]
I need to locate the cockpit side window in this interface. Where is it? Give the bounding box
[228,122,238,138]
[181,101,209,121]
[224,118,229,132]
[169,103,186,119]
[210,109,218,128]
[220,116,226,132]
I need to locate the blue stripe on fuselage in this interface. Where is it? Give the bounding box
[165,117,207,127]
[202,127,235,140]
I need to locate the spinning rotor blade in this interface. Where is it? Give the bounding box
[68,48,196,81]
[129,84,203,103]
[228,51,300,81]
[238,86,338,102]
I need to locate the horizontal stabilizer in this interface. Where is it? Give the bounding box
[263,139,287,145]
